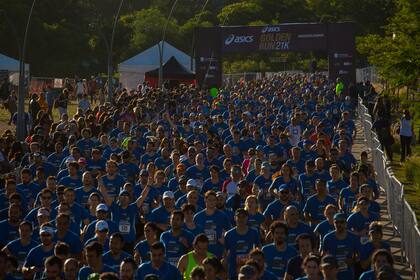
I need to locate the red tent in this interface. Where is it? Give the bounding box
[144,56,196,88]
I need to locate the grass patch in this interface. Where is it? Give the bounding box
[391,149,420,224]
[0,100,81,133]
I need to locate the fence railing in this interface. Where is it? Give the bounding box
[358,97,420,279]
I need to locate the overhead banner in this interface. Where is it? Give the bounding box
[195,22,356,88]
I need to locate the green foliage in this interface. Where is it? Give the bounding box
[357,0,419,89]
[0,0,413,76]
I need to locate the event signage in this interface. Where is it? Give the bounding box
[195,22,356,88]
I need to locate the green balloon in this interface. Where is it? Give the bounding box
[210,87,219,98]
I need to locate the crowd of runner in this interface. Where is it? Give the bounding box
[0,74,399,280]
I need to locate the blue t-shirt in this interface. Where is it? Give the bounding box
[327,179,348,201]
[54,230,83,254]
[314,220,335,244]
[16,182,41,202]
[135,261,182,280]
[24,244,54,271]
[78,264,116,280]
[118,162,140,182]
[359,241,390,262]
[262,243,298,278]
[202,178,222,193]
[263,200,300,221]
[134,240,151,263]
[0,220,20,248]
[58,175,83,189]
[322,230,360,279]
[149,206,172,226]
[298,173,318,199]
[254,175,273,208]
[101,174,125,200]
[225,227,260,278]
[303,194,336,222]
[193,209,231,258]
[287,222,314,247]
[5,238,39,268]
[160,229,194,266]
[83,219,119,243]
[248,213,265,232]
[339,187,359,214]
[75,187,99,208]
[102,250,132,272]
[110,202,139,243]
[347,211,380,233]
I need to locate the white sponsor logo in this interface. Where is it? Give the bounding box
[261,26,281,33]
[343,62,352,66]
[224,34,254,45]
[339,70,349,74]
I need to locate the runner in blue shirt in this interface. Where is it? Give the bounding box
[253,162,273,209]
[3,221,39,270]
[322,213,360,280]
[298,160,318,200]
[224,208,260,279]
[263,184,300,226]
[262,221,298,278]
[54,213,83,256]
[284,205,314,247]
[16,168,41,207]
[78,241,116,280]
[202,165,223,194]
[100,160,125,201]
[149,191,176,232]
[314,204,338,245]
[134,222,160,264]
[339,172,359,215]
[359,249,402,280]
[360,222,391,271]
[0,203,22,248]
[193,191,231,258]
[135,241,182,280]
[99,182,150,249]
[347,196,380,245]
[58,161,83,189]
[83,203,119,243]
[304,179,337,227]
[119,151,140,183]
[327,165,348,201]
[102,232,132,272]
[160,210,194,267]
[22,223,56,279]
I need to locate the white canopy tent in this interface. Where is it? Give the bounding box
[118,41,194,89]
[0,53,30,85]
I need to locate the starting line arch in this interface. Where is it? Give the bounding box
[194,22,356,88]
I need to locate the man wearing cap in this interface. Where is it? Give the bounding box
[359,222,390,271]
[135,241,182,280]
[100,183,150,250]
[23,223,56,279]
[322,213,359,280]
[263,184,299,227]
[85,220,111,253]
[83,203,119,243]
[149,190,176,231]
[160,210,194,267]
[224,208,260,279]
[262,221,298,278]
[303,179,336,227]
[320,255,339,280]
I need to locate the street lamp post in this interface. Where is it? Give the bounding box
[17,0,37,141]
[158,0,179,88]
[107,0,125,103]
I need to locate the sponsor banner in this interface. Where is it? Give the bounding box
[221,24,327,53]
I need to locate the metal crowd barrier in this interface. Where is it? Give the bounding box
[358,97,420,279]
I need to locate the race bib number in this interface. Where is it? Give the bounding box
[119,220,131,233]
[204,229,217,243]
